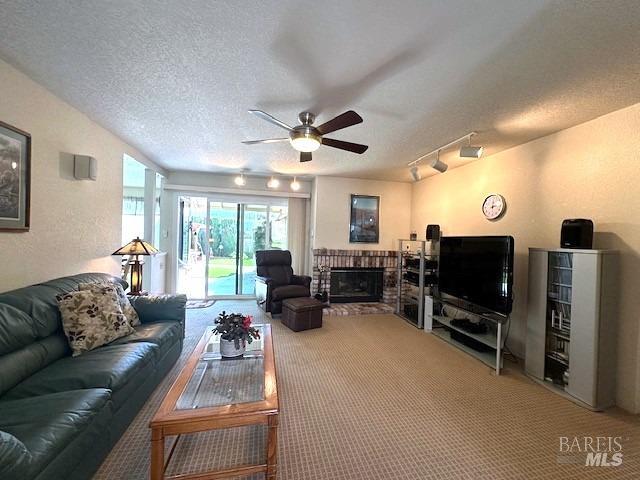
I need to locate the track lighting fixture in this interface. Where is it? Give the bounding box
[410,166,421,182]
[459,146,483,158]
[408,131,481,174]
[290,177,301,191]
[430,151,448,173]
[234,173,246,186]
[459,134,483,158]
[267,176,280,189]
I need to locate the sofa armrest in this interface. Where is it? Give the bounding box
[291,274,312,289]
[128,294,187,336]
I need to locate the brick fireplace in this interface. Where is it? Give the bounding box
[312,248,398,305]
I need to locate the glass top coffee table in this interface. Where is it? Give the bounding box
[150,324,278,480]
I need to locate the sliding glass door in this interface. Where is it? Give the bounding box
[177,196,288,299]
[207,201,239,295]
[240,204,268,294]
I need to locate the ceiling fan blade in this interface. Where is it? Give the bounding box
[248,110,293,131]
[316,110,363,135]
[300,152,312,162]
[242,138,289,145]
[321,137,369,154]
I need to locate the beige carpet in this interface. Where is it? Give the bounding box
[94,300,640,479]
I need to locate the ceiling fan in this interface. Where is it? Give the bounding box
[242,110,368,162]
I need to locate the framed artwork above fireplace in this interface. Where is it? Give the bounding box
[349,194,379,243]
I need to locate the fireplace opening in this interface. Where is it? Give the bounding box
[330,268,383,303]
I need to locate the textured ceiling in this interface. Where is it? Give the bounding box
[0,0,639,182]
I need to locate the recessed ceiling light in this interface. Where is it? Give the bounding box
[234,173,246,186]
[290,177,301,191]
[267,176,280,189]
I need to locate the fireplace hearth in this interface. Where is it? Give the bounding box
[330,268,383,303]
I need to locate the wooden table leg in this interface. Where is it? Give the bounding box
[266,414,278,480]
[151,427,165,480]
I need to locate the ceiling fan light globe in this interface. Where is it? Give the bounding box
[290,136,320,152]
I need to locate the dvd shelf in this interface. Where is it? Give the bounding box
[526,247,617,410]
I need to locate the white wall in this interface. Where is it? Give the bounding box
[411,102,640,412]
[312,176,412,251]
[0,58,159,292]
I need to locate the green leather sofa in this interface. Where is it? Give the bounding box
[0,273,187,480]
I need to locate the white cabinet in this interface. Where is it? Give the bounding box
[525,248,617,410]
[144,251,167,295]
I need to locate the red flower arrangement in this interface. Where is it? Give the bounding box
[213,311,261,349]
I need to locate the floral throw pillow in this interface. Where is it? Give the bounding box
[57,289,134,356]
[78,282,140,327]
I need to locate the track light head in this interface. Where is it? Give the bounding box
[429,150,448,173]
[410,166,421,182]
[460,146,483,158]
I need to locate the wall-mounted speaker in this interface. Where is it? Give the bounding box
[561,219,593,249]
[426,224,440,241]
[74,155,97,180]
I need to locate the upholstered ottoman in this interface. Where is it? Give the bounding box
[281,297,323,332]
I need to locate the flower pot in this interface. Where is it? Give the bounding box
[220,338,245,358]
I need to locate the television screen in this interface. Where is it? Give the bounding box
[439,236,514,316]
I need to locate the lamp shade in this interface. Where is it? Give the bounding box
[112,237,158,256]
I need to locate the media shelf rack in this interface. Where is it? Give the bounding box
[430,304,507,375]
[395,239,438,328]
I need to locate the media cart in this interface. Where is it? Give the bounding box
[396,239,438,329]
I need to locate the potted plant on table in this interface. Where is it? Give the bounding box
[213,311,261,358]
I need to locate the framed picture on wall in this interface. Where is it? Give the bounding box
[0,121,31,231]
[349,194,379,243]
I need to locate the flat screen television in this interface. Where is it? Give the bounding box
[438,236,514,316]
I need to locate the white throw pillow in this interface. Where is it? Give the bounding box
[78,282,141,327]
[57,289,134,356]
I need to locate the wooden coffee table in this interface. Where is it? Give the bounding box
[149,324,278,480]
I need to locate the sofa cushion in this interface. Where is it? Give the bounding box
[0,273,126,340]
[3,343,158,410]
[128,294,187,325]
[272,284,310,301]
[0,304,39,356]
[0,334,69,398]
[110,321,182,352]
[0,389,112,480]
[57,290,134,356]
[0,430,33,480]
[79,283,140,327]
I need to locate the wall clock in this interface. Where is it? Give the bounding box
[482,194,506,220]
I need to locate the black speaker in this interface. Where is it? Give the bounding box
[426,224,440,241]
[561,219,593,249]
